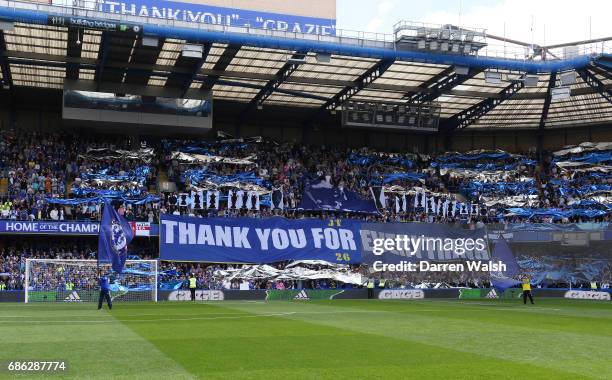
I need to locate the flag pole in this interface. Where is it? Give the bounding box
[97,200,105,278]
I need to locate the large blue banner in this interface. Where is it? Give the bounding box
[461,180,537,198]
[160,214,362,264]
[182,170,271,188]
[160,216,491,264]
[503,207,609,220]
[553,151,612,165]
[85,0,336,35]
[431,151,536,171]
[45,194,160,205]
[382,172,427,184]
[298,180,377,213]
[348,153,415,169]
[493,224,612,285]
[489,238,521,290]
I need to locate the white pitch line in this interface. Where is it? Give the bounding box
[0,309,433,323]
[0,312,298,324]
[0,303,570,323]
[0,312,252,318]
[277,310,443,314]
[0,308,462,319]
[432,300,562,311]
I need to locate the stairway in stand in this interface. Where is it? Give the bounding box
[0,178,8,195]
[154,166,168,193]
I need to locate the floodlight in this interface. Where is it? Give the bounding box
[316,53,331,63]
[182,44,203,59]
[551,86,571,102]
[0,21,14,32]
[455,66,469,75]
[559,71,576,86]
[287,55,307,64]
[142,35,159,47]
[485,71,502,84]
[523,75,539,87]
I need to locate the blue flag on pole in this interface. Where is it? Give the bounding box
[490,237,521,291]
[98,201,134,274]
[297,179,377,213]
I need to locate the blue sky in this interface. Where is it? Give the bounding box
[336,0,610,46]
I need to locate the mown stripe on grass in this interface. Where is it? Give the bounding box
[221,300,611,379]
[114,302,589,380]
[0,304,195,380]
[307,299,612,336]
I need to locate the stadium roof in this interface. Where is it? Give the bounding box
[0,1,610,131]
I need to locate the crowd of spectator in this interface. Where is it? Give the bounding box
[0,237,156,290]
[0,130,610,224]
[0,233,501,291]
[4,252,609,292]
[0,130,159,222]
[0,130,610,292]
[163,139,611,224]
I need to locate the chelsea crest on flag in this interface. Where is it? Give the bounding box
[98,201,135,274]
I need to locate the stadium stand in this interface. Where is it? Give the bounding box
[0,130,610,292]
[0,131,609,223]
[0,1,610,378]
[0,0,609,297]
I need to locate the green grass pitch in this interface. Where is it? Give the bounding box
[0,299,611,379]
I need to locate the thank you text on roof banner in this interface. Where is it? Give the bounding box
[51,0,337,36]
